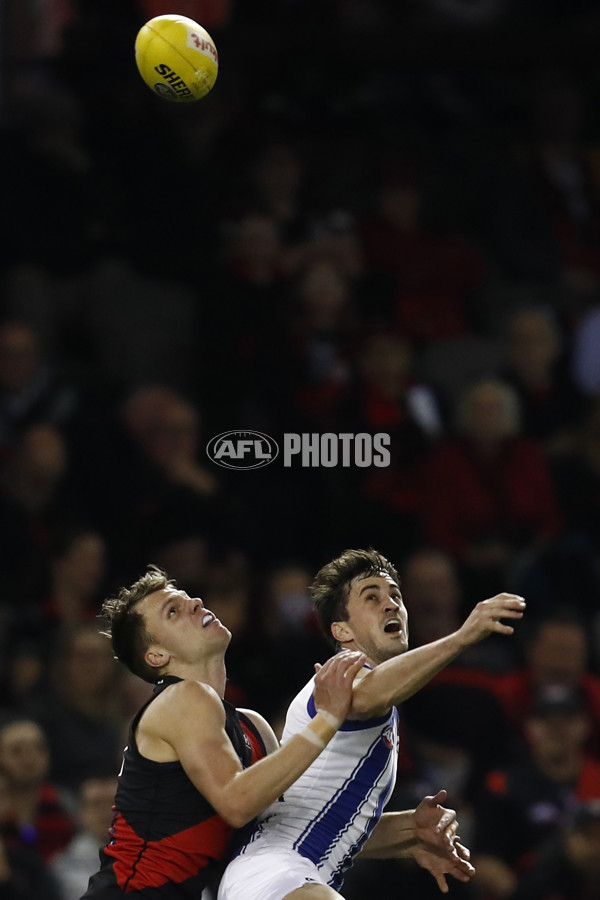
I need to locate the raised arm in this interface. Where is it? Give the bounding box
[144,650,365,828]
[351,593,525,717]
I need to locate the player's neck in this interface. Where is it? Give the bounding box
[167,656,227,697]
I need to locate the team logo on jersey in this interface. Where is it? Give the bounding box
[382,725,395,749]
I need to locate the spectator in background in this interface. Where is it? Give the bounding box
[1,75,97,274]
[420,378,561,601]
[547,394,600,622]
[0,642,45,714]
[6,0,76,60]
[1,531,106,711]
[227,561,330,726]
[247,140,307,239]
[334,332,442,552]
[400,546,514,671]
[0,320,79,453]
[492,610,600,757]
[25,625,122,796]
[500,306,585,456]
[210,211,289,410]
[0,424,77,602]
[286,259,358,426]
[120,386,217,498]
[42,528,107,630]
[254,259,358,431]
[151,532,209,597]
[526,74,600,292]
[360,168,485,341]
[396,548,518,781]
[0,767,61,900]
[103,385,232,570]
[261,562,317,639]
[552,392,600,549]
[304,209,367,284]
[471,685,600,900]
[51,776,117,900]
[401,548,465,646]
[401,670,512,798]
[509,801,600,900]
[0,718,75,863]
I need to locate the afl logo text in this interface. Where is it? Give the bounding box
[206,430,279,470]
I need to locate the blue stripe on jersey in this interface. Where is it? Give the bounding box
[293,710,396,865]
[307,694,391,731]
[329,737,397,889]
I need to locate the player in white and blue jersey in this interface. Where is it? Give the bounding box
[237,675,400,893]
[219,548,527,900]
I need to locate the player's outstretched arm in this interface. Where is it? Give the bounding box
[352,593,525,717]
[147,650,365,828]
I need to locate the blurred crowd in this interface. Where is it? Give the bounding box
[2,1,600,899]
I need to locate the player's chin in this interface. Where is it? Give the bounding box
[387,633,408,653]
[379,638,408,661]
[216,622,232,643]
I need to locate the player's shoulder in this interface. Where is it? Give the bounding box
[148,678,223,718]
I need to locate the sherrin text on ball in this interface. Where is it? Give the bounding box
[135,14,218,102]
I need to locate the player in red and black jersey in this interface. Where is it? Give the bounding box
[81,566,365,900]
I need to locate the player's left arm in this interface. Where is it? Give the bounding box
[358,792,474,893]
[358,792,455,858]
[237,708,280,755]
[355,810,418,858]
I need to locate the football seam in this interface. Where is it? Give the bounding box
[142,23,216,91]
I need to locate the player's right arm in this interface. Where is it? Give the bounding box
[351,593,526,717]
[142,650,364,828]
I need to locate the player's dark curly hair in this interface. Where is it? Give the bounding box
[101,565,175,683]
[311,549,400,648]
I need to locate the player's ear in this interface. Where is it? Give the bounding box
[331,620,353,644]
[145,647,170,669]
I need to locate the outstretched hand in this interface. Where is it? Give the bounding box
[412,790,475,893]
[459,593,526,645]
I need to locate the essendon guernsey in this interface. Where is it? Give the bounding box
[81,676,266,898]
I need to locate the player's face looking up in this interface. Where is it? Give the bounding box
[138,587,231,671]
[331,573,409,665]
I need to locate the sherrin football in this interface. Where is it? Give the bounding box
[135,14,218,102]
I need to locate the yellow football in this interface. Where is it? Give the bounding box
[134,14,218,102]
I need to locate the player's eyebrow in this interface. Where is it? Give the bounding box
[359,583,383,595]
[358,581,401,596]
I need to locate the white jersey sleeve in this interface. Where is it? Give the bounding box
[237,672,399,891]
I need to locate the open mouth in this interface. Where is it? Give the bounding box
[202,613,215,627]
[383,621,402,634]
